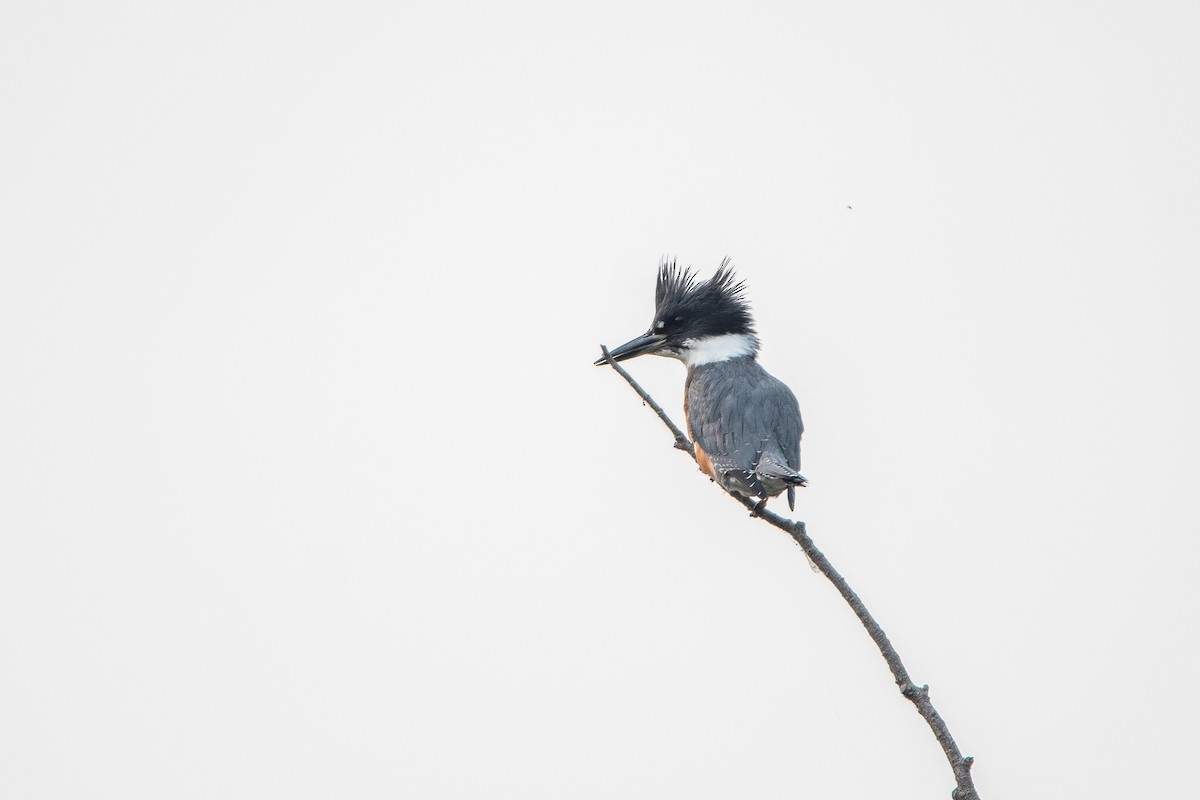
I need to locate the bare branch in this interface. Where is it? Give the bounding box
[597,346,981,800]
[598,346,694,456]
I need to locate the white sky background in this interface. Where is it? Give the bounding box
[3,1,1198,797]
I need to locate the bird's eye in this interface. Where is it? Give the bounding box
[655,320,666,330]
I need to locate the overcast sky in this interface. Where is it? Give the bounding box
[3,2,1199,798]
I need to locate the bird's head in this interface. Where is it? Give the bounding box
[595,258,760,368]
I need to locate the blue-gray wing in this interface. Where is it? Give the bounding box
[685,360,803,495]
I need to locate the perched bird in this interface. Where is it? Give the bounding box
[596,259,807,511]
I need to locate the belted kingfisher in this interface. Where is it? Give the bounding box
[596,259,807,511]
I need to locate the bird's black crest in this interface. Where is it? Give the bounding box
[654,257,755,339]
[655,259,698,309]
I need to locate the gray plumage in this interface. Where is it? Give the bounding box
[686,356,806,508]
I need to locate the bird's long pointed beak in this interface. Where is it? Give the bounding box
[594,332,667,366]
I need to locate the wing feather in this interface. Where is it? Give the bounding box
[685,360,803,498]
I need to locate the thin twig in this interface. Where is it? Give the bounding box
[597,346,981,800]
[598,346,694,456]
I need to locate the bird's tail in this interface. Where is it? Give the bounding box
[753,458,807,512]
[756,459,807,487]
